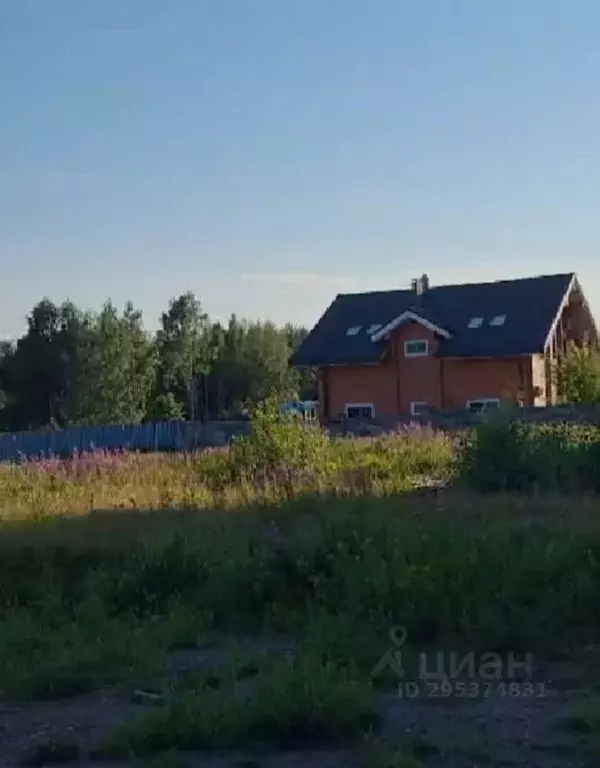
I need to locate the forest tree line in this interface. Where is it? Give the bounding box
[0,293,314,432]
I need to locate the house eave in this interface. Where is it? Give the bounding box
[543,273,577,352]
[371,310,452,342]
[436,352,536,360]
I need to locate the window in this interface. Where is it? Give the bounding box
[346,326,362,336]
[345,403,375,419]
[410,401,428,416]
[367,323,382,334]
[466,398,500,413]
[468,317,483,328]
[404,339,428,357]
[489,314,506,326]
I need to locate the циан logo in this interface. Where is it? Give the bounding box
[370,625,407,678]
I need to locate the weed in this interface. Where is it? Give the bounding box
[560,696,600,735]
[103,649,379,756]
[359,736,426,768]
[20,739,80,766]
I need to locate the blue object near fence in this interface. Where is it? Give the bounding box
[0,420,250,463]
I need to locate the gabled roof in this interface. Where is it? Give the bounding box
[290,272,576,366]
[371,308,452,342]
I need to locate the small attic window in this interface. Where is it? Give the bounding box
[489,314,506,326]
[468,317,483,329]
[367,323,382,335]
[346,325,362,336]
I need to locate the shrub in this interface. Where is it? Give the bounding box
[459,407,600,493]
[229,397,331,481]
[555,342,600,404]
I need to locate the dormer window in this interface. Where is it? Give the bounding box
[468,317,483,328]
[346,326,361,336]
[404,339,428,357]
[490,314,506,326]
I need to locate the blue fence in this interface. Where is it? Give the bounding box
[0,420,250,463]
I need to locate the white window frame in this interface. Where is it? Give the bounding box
[410,401,428,416]
[404,339,428,357]
[466,398,501,412]
[345,402,375,419]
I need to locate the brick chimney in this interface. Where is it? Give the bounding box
[412,273,429,295]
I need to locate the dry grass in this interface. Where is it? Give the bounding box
[0,425,454,520]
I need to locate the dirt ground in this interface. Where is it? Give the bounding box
[1,636,596,768]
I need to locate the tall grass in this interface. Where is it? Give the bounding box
[459,407,600,493]
[1,410,600,659]
[3,407,600,758]
[0,415,454,520]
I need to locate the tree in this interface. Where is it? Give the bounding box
[1,294,313,429]
[242,321,300,404]
[0,300,88,430]
[283,323,315,400]
[154,292,210,419]
[0,342,15,431]
[207,314,250,417]
[71,302,156,425]
[146,392,186,421]
[555,342,600,404]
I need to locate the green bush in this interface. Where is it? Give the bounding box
[459,408,600,493]
[229,397,331,479]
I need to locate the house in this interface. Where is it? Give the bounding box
[289,272,597,421]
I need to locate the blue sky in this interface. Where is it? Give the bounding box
[2,1,600,339]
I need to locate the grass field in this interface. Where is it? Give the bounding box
[2,407,600,767]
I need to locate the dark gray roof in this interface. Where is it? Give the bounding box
[290,273,575,366]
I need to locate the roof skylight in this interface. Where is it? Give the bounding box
[367,323,382,334]
[489,314,506,326]
[468,317,483,329]
[346,325,362,336]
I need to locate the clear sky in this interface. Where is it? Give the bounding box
[2,0,600,339]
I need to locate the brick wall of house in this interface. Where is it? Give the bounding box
[321,321,537,419]
[391,323,443,413]
[441,356,530,409]
[325,363,398,420]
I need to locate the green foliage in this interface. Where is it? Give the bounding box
[154,292,211,420]
[3,488,600,687]
[2,421,600,761]
[0,424,452,519]
[460,408,600,493]
[70,301,156,425]
[106,535,208,618]
[146,392,186,421]
[230,396,330,478]
[206,315,306,419]
[561,695,600,735]
[103,648,378,756]
[0,300,88,430]
[556,342,600,404]
[0,294,310,431]
[0,600,164,699]
[3,450,600,762]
